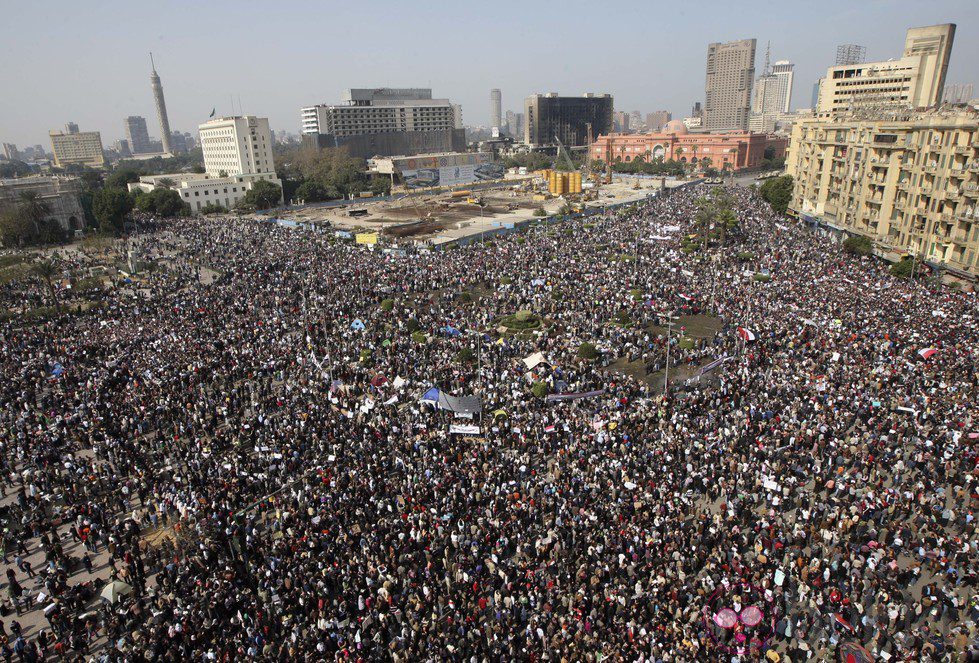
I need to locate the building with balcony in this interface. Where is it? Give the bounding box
[786,108,979,277]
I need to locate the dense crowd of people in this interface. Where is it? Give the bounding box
[0,183,976,661]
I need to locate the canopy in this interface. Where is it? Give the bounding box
[350,319,366,330]
[419,387,482,414]
[545,389,604,403]
[522,352,548,370]
[440,326,461,337]
[100,580,133,604]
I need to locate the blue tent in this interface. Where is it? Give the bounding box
[440,326,461,337]
[51,362,65,378]
[420,387,441,403]
[350,319,366,331]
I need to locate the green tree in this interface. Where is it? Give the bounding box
[295,179,329,202]
[92,187,133,234]
[0,160,32,178]
[758,175,794,214]
[843,235,874,256]
[33,260,61,312]
[105,168,143,189]
[241,180,282,210]
[18,191,49,238]
[0,207,32,246]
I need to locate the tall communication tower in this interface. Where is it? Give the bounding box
[835,44,867,66]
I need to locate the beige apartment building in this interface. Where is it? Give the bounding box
[786,108,979,277]
[49,129,105,168]
[817,24,955,115]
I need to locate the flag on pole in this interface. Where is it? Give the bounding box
[737,327,756,342]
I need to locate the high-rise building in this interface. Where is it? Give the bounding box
[124,116,152,154]
[629,111,643,131]
[704,38,757,131]
[150,53,173,154]
[817,24,955,115]
[835,44,867,66]
[299,88,466,158]
[199,116,275,176]
[645,111,672,132]
[524,93,613,147]
[505,110,516,136]
[49,127,105,167]
[751,54,794,132]
[811,81,822,109]
[114,139,132,157]
[691,102,703,118]
[614,111,630,132]
[786,108,979,276]
[1,143,18,160]
[490,89,502,132]
[65,122,79,134]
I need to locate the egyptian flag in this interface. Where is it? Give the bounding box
[832,612,856,633]
[737,327,757,343]
[917,347,937,360]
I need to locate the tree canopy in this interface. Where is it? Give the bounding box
[241,180,282,210]
[92,187,133,234]
[758,175,793,214]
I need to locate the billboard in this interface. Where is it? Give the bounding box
[399,153,499,189]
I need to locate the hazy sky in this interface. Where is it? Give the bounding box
[2,0,977,148]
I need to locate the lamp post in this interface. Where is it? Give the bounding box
[663,314,676,396]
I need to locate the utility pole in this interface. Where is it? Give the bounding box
[663,315,675,396]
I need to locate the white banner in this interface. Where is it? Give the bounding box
[449,424,481,435]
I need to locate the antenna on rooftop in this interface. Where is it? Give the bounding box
[150,52,156,72]
[764,41,771,76]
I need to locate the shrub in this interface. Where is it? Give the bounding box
[679,337,696,350]
[843,235,873,256]
[499,310,542,331]
[500,276,512,285]
[753,273,771,283]
[406,318,421,332]
[380,298,394,312]
[736,251,754,261]
[458,291,473,303]
[457,348,475,364]
[533,207,547,217]
[611,311,632,327]
[358,349,372,364]
[629,288,643,302]
[577,342,599,360]
[411,331,427,344]
[531,381,550,398]
[890,257,917,279]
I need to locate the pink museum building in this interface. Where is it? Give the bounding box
[591,120,787,171]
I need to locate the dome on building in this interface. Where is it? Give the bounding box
[663,120,688,135]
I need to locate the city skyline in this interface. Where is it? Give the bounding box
[1,0,977,147]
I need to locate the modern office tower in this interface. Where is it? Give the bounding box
[786,108,979,276]
[490,89,502,132]
[300,88,465,158]
[65,122,79,134]
[524,93,613,147]
[704,38,757,131]
[124,115,152,154]
[645,111,672,132]
[150,53,173,154]
[198,116,275,176]
[817,24,955,115]
[49,127,105,167]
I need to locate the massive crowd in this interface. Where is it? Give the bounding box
[0,184,976,661]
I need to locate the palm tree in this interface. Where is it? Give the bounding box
[18,191,49,239]
[33,260,61,312]
[157,177,176,189]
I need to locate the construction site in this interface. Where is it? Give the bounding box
[279,137,686,247]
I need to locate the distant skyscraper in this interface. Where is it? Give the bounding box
[490,89,502,132]
[1,143,18,160]
[65,122,79,134]
[124,115,152,154]
[645,111,672,132]
[835,44,867,66]
[811,81,822,109]
[691,102,703,118]
[704,38,757,131]
[150,53,173,154]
